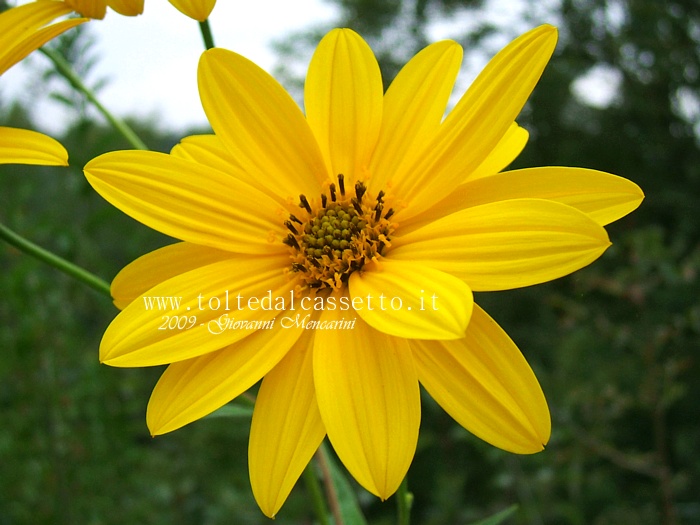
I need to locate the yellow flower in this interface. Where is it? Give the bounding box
[0,1,86,165]
[56,0,216,20]
[84,26,643,517]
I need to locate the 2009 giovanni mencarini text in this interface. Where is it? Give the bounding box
[156,313,358,333]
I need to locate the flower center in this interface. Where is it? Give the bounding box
[284,174,395,291]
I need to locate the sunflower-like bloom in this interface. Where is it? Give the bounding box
[84,26,643,517]
[0,1,86,165]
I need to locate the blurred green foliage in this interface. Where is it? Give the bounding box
[1,0,699,524]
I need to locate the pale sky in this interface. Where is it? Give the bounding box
[3,0,339,134]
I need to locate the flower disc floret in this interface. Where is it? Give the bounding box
[285,174,395,290]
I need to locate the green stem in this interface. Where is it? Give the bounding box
[199,19,215,50]
[302,461,331,525]
[40,47,148,151]
[397,477,413,525]
[0,221,111,297]
[318,443,344,525]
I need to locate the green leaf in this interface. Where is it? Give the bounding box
[468,505,518,525]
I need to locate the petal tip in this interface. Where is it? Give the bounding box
[530,23,559,52]
[147,423,164,437]
[537,23,559,41]
[146,404,171,437]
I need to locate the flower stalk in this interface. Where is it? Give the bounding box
[0,221,111,297]
[40,47,148,151]
[302,461,332,525]
[199,19,215,50]
[396,477,413,525]
[317,443,344,525]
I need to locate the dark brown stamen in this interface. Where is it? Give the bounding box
[289,214,302,224]
[285,221,298,234]
[338,174,346,196]
[352,198,363,214]
[355,181,366,201]
[384,208,394,220]
[376,190,385,204]
[329,183,337,202]
[374,204,383,222]
[299,195,312,213]
[321,194,327,208]
[283,234,300,249]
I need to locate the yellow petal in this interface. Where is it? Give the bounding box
[249,331,326,518]
[313,310,420,499]
[411,304,550,454]
[168,0,215,21]
[390,198,611,291]
[170,134,243,170]
[100,254,294,367]
[401,167,644,232]
[170,134,288,207]
[305,28,383,184]
[390,25,558,220]
[0,2,85,74]
[466,122,528,181]
[348,258,472,340]
[403,167,645,233]
[84,150,287,254]
[461,167,643,226]
[65,0,107,19]
[107,0,144,16]
[369,39,463,193]
[198,48,327,200]
[111,242,233,310]
[0,127,68,166]
[1,1,71,44]
[2,19,85,71]
[147,320,304,435]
